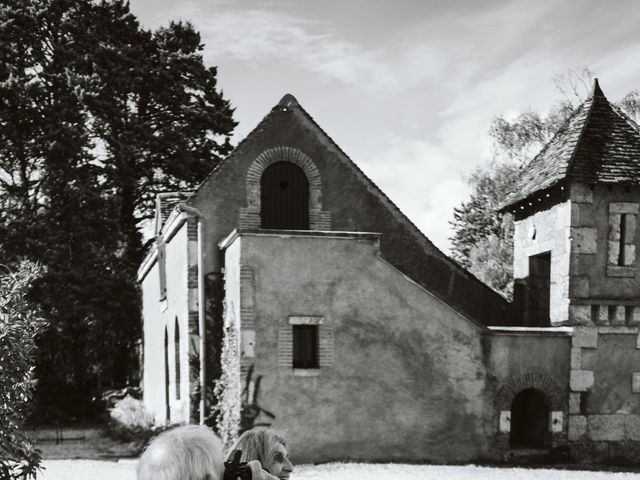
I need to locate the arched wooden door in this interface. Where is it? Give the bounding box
[260,161,309,229]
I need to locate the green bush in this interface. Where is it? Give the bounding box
[0,261,46,480]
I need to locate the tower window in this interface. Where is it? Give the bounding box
[607,203,638,276]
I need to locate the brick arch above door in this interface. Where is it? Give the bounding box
[239,146,331,230]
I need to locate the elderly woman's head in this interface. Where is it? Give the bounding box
[137,425,224,480]
[228,429,293,480]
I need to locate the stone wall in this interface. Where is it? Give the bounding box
[567,328,640,462]
[567,183,640,324]
[513,201,572,324]
[222,230,492,463]
[486,330,571,452]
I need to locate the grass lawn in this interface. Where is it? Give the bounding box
[38,460,640,480]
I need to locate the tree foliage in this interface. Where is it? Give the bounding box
[0,261,46,480]
[0,0,236,418]
[450,162,518,298]
[450,68,640,299]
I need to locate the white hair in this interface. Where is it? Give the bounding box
[228,428,287,466]
[137,425,224,480]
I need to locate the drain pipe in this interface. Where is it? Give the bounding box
[179,204,206,425]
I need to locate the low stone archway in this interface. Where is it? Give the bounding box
[498,372,565,410]
[496,372,565,449]
[510,388,549,448]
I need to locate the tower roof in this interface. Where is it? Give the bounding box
[502,79,640,209]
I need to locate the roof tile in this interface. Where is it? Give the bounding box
[503,80,640,208]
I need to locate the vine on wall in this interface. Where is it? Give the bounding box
[213,299,241,448]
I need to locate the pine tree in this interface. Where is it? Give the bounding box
[0,0,236,417]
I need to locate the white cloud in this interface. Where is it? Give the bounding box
[191,6,395,90]
[358,137,471,253]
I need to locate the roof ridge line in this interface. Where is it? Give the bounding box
[564,90,602,179]
[609,101,640,136]
[289,98,510,305]
[186,104,282,205]
[498,100,591,210]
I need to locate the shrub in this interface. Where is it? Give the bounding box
[108,395,167,454]
[109,395,154,431]
[0,261,46,480]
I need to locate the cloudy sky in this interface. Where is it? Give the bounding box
[130,0,640,253]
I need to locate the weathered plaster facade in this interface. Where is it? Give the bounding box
[220,230,491,462]
[140,212,197,424]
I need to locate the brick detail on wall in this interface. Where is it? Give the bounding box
[277,325,293,367]
[188,311,199,334]
[277,317,334,369]
[319,325,334,367]
[241,146,331,230]
[497,372,565,410]
[240,266,256,329]
[187,218,198,240]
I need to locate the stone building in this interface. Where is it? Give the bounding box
[138,80,640,463]
[501,79,640,461]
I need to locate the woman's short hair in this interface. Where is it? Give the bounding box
[227,428,286,466]
[137,425,225,480]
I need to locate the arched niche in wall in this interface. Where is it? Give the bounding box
[164,327,170,422]
[239,146,331,230]
[261,161,309,229]
[497,372,565,448]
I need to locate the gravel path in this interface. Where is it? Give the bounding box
[38,460,640,480]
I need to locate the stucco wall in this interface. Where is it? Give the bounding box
[191,102,508,326]
[141,260,166,422]
[513,201,572,325]
[222,230,492,463]
[485,330,571,449]
[486,333,571,388]
[141,224,191,424]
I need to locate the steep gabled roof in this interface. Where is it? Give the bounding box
[185,93,509,325]
[503,80,640,209]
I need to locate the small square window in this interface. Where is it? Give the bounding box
[292,325,318,369]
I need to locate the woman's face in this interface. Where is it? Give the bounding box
[264,442,293,479]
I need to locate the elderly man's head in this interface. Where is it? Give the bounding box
[137,425,224,480]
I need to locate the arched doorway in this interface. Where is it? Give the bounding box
[260,161,309,229]
[510,388,549,448]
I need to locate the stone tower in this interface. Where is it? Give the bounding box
[503,79,640,327]
[503,79,640,453]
